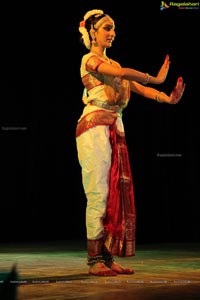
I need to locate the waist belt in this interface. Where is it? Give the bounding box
[89,100,122,113]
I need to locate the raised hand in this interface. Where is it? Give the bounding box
[156,54,170,84]
[169,77,186,104]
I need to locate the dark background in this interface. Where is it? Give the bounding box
[1,1,199,244]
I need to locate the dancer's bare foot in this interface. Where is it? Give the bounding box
[89,262,117,276]
[106,261,134,274]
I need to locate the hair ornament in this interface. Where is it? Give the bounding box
[79,9,104,50]
[83,9,104,21]
[79,20,86,27]
[79,25,91,49]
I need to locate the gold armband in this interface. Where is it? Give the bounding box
[142,73,150,85]
[155,92,164,103]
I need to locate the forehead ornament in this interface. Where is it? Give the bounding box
[94,15,114,30]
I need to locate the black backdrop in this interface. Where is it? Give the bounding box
[1,1,199,243]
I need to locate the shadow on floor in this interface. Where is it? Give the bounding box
[0,240,200,300]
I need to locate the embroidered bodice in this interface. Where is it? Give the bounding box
[80,52,130,109]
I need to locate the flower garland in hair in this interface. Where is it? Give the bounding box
[83,9,104,21]
[79,20,91,50]
[79,9,104,50]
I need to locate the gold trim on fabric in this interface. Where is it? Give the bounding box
[82,73,103,90]
[76,110,118,137]
[89,100,122,113]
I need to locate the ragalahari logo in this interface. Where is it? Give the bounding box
[160,1,170,10]
[160,1,199,10]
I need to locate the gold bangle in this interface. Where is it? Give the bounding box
[155,92,164,103]
[142,73,150,85]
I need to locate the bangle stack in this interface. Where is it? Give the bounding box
[155,92,164,103]
[142,73,150,85]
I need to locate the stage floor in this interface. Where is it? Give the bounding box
[0,240,200,300]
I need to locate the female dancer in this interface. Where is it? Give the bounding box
[76,9,185,276]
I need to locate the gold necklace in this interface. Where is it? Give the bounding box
[90,50,109,62]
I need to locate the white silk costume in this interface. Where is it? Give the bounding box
[76,53,136,257]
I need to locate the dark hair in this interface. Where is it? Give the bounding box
[79,14,106,46]
[85,14,106,32]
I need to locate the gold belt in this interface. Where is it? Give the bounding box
[89,100,122,113]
